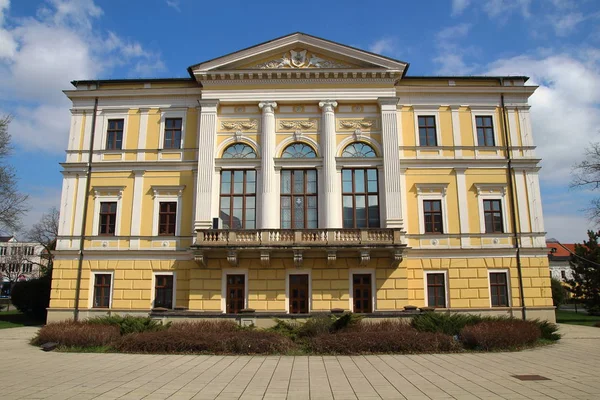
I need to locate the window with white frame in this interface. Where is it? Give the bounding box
[159,110,186,150]
[92,187,124,237]
[489,270,510,307]
[153,272,175,309]
[471,111,499,148]
[413,109,442,149]
[91,272,113,308]
[475,184,508,234]
[416,184,449,235]
[425,271,448,308]
[151,186,184,237]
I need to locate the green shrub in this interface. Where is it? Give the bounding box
[351,319,411,332]
[87,315,170,335]
[267,319,303,340]
[331,312,363,332]
[533,319,561,341]
[296,315,334,338]
[170,320,239,334]
[551,278,568,306]
[411,312,487,336]
[460,320,541,350]
[10,275,51,319]
[32,321,120,348]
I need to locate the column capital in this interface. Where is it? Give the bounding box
[318,100,338,112]
[198,99,219,113]
[258,101,278,113]
[377,97,398,111]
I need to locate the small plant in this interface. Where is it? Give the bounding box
[296,315,334,338]
[460,320,541,350]
[411,312,487,336]
[87,315,170,335]
[532,319,561,341]
[331,312,363,332]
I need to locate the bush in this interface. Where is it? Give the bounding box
[115,329,294,355]
[296,315,334,338]
[306,328,460,354]
[10,275,51,319]
[331,312,363,332]
[87,315,170,335]
[267,319,303,340]
[32,321,120,348]
[594,321,600,328]
[170,320,239,334]
[551,278,568,307]
[460,320,541,350]
[351,319,411,332]
[534,319,561,341]
[411,312,488,336]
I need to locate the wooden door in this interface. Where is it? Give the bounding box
[353,274,372,313]
[226,274,245,313]
[289,274,309,313]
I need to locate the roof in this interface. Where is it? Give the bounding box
[403,76,530,83]
[0,236,14,243]
[547,243,576,261]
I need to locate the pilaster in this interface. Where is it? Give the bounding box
[378,98,404,229]
[130,169,145,249]
[194,100,219,231]
[455,168,470,247]
[319,100,340,228]
[258,101,278,229]
[450,105,462,158]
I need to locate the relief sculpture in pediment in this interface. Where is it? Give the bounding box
[254,49,352,69]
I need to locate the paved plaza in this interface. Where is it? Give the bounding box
[0,324,599,400]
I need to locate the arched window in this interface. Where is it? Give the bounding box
[281,143,317,158]
[341,142,377,158]
[222,143,257,158]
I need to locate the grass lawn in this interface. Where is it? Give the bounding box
[0,310,45,329]
[556,309,600,327]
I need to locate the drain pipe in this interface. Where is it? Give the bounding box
[73,94,99,321]
[500,85,526,320]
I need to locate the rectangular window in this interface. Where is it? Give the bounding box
[352,274,372,313]
[280,170,318,229]
[0,247,5,256]
[423,200,443,234]
[99,202,117,236]
[289,274,309,314]
[164,118,182,149]
[483,199,503,233]
[220,170,256,229]
[342,169,380,228]
[427,273,446,308]
[106,119,124,150]
[490,272,509,307]
[476,116,495,146]
[226,274,245,313]
[158,202,177,236]
[561,270,566,280]
[93,274,111,308]
[154,275,174,309]
[418,116,438,146]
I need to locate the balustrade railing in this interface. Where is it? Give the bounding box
[196,228,402,247]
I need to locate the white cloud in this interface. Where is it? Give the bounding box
[485,52,600,185]
[166,0,181,12]
[433,24,477,75]
[368,37,402,58]
[0,0,166,153]
[483,0,531,20]
[451,0,470,16]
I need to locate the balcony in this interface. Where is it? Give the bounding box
[191,228,406,267]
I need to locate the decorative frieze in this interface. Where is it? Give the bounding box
[336,118,379,132]
[276,118,319,133]
[254,49,352,69]
[218,119,259,132]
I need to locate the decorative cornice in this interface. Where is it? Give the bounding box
[151,185,185,198]
[254,49,352,69]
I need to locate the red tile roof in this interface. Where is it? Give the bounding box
[547,243,576,258]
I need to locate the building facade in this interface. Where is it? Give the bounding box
[49,33,554,323]
[547,241,575,282]
[1,236,46,297]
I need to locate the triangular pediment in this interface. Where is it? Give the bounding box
[189,32,408,80]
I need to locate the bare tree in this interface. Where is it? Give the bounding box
[26,207,59,275]
[0,115,29,232]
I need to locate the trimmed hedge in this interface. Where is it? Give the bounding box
[460,320,541,350]
[32,321,120,348]
[10,275,51,319]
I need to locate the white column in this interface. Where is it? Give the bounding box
[526,170,546,247]
[378,98,404,229]
[513,168,532,247]
[319,100,340,228]
[506,108,520,158]
[194,100,219,231]
[130,170,144,249]
[518,106,534,157]
[450,105,462,158]
[258,101,278,229]
[455,168,470,247]
[136,108,149,161]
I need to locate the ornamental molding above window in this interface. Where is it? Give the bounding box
[281,143,317,158]
[92,186,125,199]
[337,118,379,132]
[415,183,449,196]
[474,183,506,196]
[218,119,259,132]
[276,118,319,133]
[151,185,185,198]
[341,142,377,158]
[222,143,258,159]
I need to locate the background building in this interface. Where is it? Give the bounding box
[547,240,575,282]
[49,33,553,323]
[1,236,46,297]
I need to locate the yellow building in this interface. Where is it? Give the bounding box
[49,33,554,324]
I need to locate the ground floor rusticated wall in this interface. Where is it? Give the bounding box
[47,254,555,323]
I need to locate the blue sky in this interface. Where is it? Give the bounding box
[1,0,599,242]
